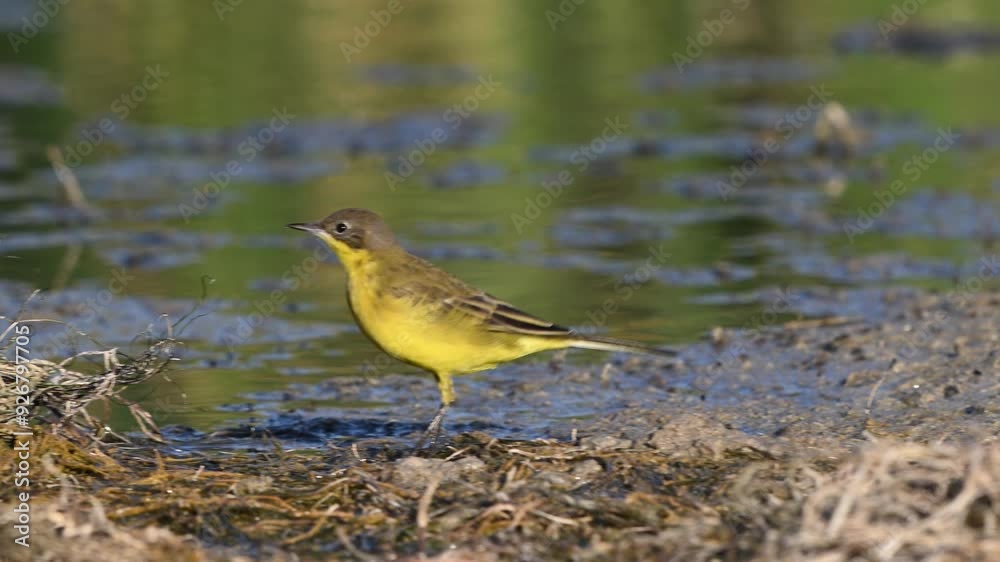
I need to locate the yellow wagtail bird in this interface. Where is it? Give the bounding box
[288,208,674,445]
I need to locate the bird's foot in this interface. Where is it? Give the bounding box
[415,403,449,451]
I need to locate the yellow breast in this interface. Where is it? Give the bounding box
[345,261,557,376]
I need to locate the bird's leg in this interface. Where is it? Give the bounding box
[417,402,450,450]
[416,373,455,450]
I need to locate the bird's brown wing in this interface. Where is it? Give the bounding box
[386,253,573,338]
[443,293,574,338]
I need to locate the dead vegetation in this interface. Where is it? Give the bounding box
[0,427,997,562]
[783,441,1000,561]
[0,316,178,443]
[0,280,207,444]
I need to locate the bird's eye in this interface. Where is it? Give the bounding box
[335,222,348,233]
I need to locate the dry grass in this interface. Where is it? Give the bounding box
[0,314,179,442]
[1,427,996,561]
[777,441,1000,561]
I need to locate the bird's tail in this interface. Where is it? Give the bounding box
[568,335,677,358]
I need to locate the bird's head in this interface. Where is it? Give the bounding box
[287,208,398,263]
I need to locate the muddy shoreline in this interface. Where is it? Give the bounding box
[2,286,997,561]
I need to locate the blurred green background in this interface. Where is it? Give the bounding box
[2,0,999,432]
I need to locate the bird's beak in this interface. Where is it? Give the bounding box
[287,222,322,234]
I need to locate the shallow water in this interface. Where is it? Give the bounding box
[2,1,1000,448]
